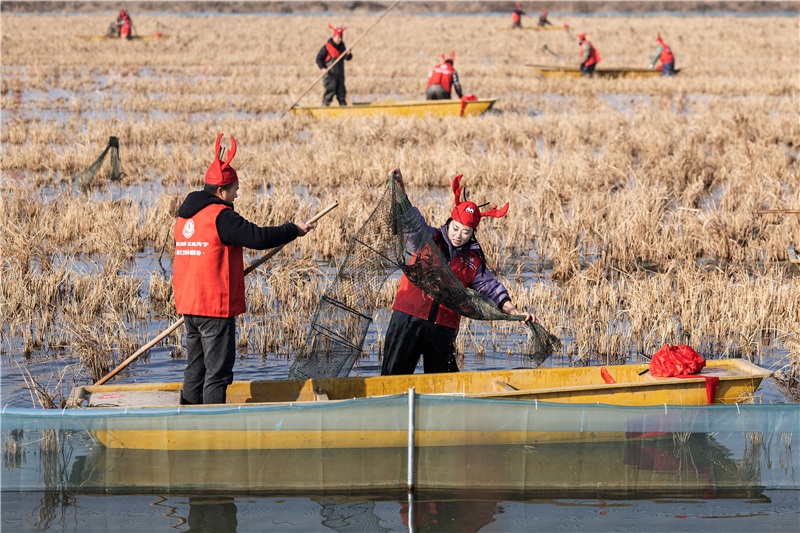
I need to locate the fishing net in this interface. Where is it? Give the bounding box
[72,136,124,189]
[289,177,561,379]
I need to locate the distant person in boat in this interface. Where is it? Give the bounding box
[381,168,535,376]
[116,9,132,39]
[316,25,353,106]
[650,32,676,76]
[577,33,600,77]
[426,52,464,100]
[538,9,552,27]
[511,3,525,29]
[173,134,314,405]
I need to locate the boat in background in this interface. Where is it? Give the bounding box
[75,34,168,41]
[290,98,497,118]
[530,64,681,79]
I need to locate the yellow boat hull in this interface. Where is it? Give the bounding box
[75,35,168,41]
[498,26,567,32]
[530,64,680,79]
[290,98,497,118]
[75,359,771,451]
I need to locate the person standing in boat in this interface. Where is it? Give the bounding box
[425,52,464,100]
[173,133,314,405]
[511,3,525,29]
[538,9,552,27]
[649,32,676,76]
[577,33,600,77]
[316,25,352,106]
[381,169,535,376]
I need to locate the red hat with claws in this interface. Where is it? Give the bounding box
[442,51,455,64]
[450,175,509,229]
[329,24,346,35]
[656,32,664,43]
[205,133,238,186]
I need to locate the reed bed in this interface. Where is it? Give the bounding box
[1,13,798,405]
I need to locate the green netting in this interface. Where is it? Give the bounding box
[289,177,560,379]
[1,399,798,492]
[72,136,124,189]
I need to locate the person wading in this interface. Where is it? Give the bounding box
[538,9,552,27]
[316,25,353,106]
[577,33,600,77]
[425,52,464,100]
[511,3,525,29]
[650,32,676,76]
[173,133,314,404]
[381,169,535,376]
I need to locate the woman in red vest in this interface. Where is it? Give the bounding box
[511,3,525,29]
[538,9,552,27]
[316,25,352,106]
[381,169,535,376]
[577,33,600,77]
[173,134,315,404]
[650,32,676,76]
[425,52,463,100]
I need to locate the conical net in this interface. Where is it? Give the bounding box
[72,136,124,189]
[289,177,561,379]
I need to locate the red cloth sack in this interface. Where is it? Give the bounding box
[649,345,705,377]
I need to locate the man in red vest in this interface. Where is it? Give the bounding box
[511,3,525,29]
[316,25,352,106]
[538,9,552,27]
[577,33,600,77]
[425,52,464,100]
[650,32,676,76]
[173,133,314,404]
[381,169,535,375]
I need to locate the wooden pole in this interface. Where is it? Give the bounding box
[282,0,401,118]
[755,209,800,214]
[94,201,339,386]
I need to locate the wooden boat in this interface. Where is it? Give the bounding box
[788,246,800,264]
[75,34,168,41]
[530,64,681,79]
[289,98,497,118]
[498,26,567,32]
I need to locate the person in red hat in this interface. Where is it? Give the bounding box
[577,33,600,77]
[650,32,676,76]
[511,3,525,29]
[316,25,353,106]
[173,133,315,404]
[538,9,552,27]
[381,169,535,376]
[425,52,464,100]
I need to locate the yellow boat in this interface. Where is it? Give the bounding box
[530,64,681,79]
[289,98,497,118]
[66,359,771,451]
[498,26,567,32]
[75,34,168,41]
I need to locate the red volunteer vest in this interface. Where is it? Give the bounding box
[121,20,131,37]
[392,235,481,329]
[659,43,674,64]
[325,42,341,63]
[426,62,454,93]
[581,40,600,67]
[173,203,246,318]
[512,12,521,22]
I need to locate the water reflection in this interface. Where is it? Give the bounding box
[186,497,237,533]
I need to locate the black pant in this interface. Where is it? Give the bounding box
[580,62,596,77]
[322,74,347,106]
[183,315,236,405]
[381,310,460,375]
[661,62,676,76]
[511,20,522,29]
[425,84,451,101]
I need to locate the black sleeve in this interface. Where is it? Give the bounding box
[452,71,463,98]
[216,209,299,250]
[316,45,328,69]
[345,51,352,61]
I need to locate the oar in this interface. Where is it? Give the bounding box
[281,0,401,118]
[95,201,339,386]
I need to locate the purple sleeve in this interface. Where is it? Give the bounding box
[469,266,511,309]
[410,207,437,238]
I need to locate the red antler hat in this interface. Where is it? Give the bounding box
[577,33,587,41]
[656,32,664,43]
[543,9,548,15]
[442,51,455,64]
[450,175,509,229]
[205,133,238,186]
[328,24,346,36]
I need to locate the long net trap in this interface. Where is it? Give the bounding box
[71,136,124,189]
[289,177,561,379]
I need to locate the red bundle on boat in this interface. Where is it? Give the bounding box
[460,95,478,117]
[649,344,705,377]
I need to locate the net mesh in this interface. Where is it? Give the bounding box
[289,177,561,379]
[72,136,124,189]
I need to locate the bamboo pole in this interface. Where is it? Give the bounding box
[94,201,339,386]
[282,0,401,118]
[754,209,800,214]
